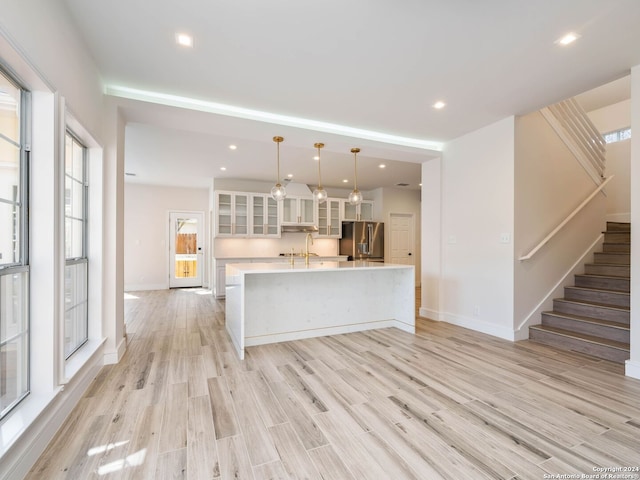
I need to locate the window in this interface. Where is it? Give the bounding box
[64,132,88,359]
[0,68,29,419]
[603,127,631,144]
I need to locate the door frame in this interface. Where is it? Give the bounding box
[168,210,205,288]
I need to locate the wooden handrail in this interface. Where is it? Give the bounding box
[519,176,613,261]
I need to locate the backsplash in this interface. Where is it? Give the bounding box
[214,234,339,258]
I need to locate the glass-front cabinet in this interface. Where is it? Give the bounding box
[317,198,341,238]
[282,196,316,225]
[251,194,280,237]
[215,192,249,237]
[342,200,373,221]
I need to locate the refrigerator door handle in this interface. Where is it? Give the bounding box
[367,224,373,256]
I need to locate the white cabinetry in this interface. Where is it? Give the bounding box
[342,200,373,221]
[316,198,341,238]
[215,192,249,237]
[282,197,316,225]
[251,195,280,237]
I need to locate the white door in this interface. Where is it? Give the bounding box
[389,213,415,265]
[169,211,204,288]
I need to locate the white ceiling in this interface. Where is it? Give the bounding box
[63,0,640,190]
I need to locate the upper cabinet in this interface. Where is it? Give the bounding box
[251,194,280,237]
[216,191,282,238]
[215,189,375,238]
[215,192,249,237]
[342,200,373,221]
[282,196,316,225]
[316,198,341,238]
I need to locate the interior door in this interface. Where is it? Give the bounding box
[169,211,204,288]
[389,213,415,266]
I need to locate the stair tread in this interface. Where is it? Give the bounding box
[566,285,630,296]
[542,310,630,329]
[585,262,630,267]
[530,325,630,350]
[553,297,630,312]
[575,273,630,282]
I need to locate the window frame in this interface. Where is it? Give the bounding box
[0,66,31,420]
[63,130,88,360]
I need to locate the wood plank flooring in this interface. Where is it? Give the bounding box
[26,288,640,479]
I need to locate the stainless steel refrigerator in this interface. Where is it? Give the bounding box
[340,221,384,261]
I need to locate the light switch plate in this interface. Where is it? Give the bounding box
[500,233,511,244]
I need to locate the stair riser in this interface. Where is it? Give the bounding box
[606,222,631,232]
[574,275,629,292]
[529,328,629,364]
[553,300,629,324]
[541,314,630,343]
[603,232,631,243]
[584,264,630,278]
[564,287,630,308]
[594,252,630,265]
[602,243,631,253]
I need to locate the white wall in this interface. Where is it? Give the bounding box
[420,157,442,319]
[587,99,631,222]
[513,110,606,338]
[0,0,104,137]
[628,65,640,380]
[428,117,515,339]
[124,183,209,290]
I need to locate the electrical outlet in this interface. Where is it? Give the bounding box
[448,235,457,245]
[500,233,511,244]
[473,306,480,317]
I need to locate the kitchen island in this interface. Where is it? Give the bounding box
[225,261,415,359]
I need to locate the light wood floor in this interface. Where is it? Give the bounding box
[27,288,640,479]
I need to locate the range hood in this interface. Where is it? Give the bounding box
[281,224,319,233]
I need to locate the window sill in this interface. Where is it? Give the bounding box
[63,337,106,384]
[1,390,60,458]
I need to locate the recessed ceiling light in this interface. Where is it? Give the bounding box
[433,101,446,109]
[419,183,422,187]
[176,33,194,48]
[229,144,237,150]
[220,167,226,171]
[379,164,386,169]
[287,174,293,178]
[556,32,580,46]
[343,179,349,183]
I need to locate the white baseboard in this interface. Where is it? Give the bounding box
[625,359,640,380]
[418,307,442,321]
[103,336,127,365]
[439,311,515,341]
[124,283,167,292]
[1,356,103,480]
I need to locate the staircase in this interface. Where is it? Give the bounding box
[529,222,630,363]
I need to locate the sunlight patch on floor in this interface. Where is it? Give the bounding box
[97,448,146,475]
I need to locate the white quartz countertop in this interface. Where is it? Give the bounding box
[217,256,347,260]
[226,261,413,274]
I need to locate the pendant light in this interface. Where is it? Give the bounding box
[348,147,363,206]
[270,136,287,201]
[312,142,327,204]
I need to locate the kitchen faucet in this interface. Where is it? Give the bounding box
[305,233,314,265]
